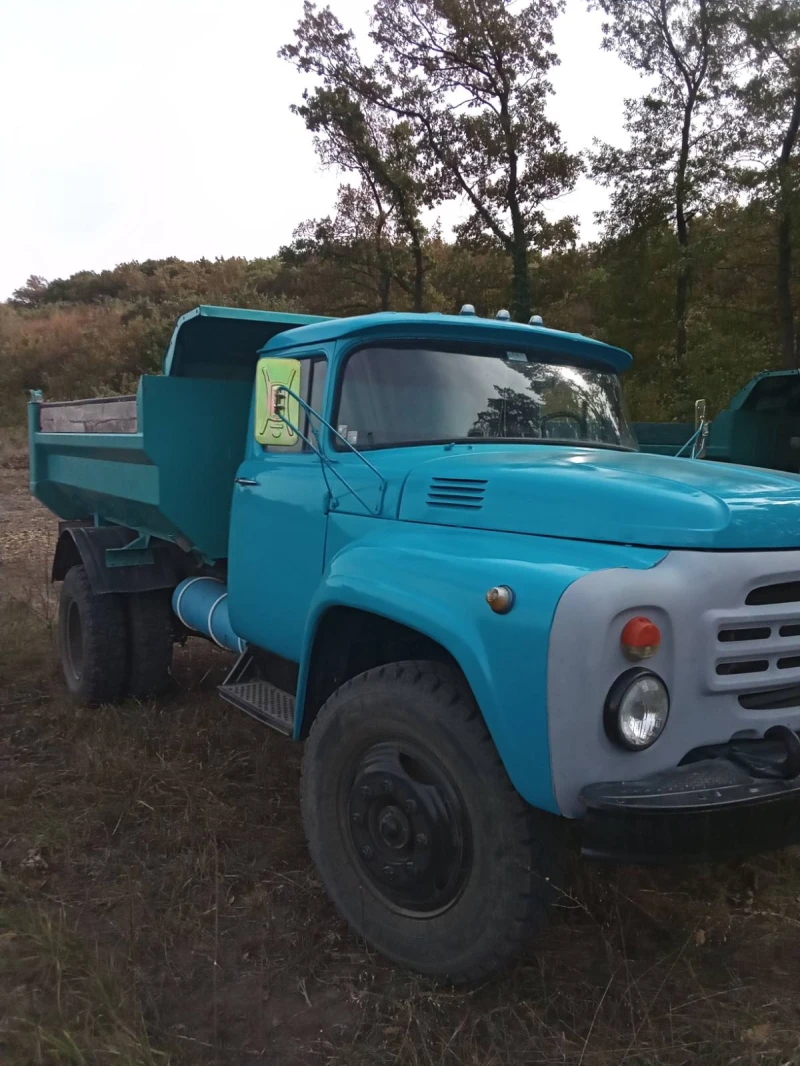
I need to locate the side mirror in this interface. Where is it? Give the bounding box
[254,358,301,447]
[694,398,708,460]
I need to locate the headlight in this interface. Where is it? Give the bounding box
[604,669,670,751]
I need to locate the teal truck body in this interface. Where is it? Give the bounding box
[636,369,800,471]
[28,305,800,981]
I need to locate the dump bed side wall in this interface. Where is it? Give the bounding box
[139,375,252,559]
[633,421,693,456]
[30,376,253,561]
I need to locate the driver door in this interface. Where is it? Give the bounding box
[227,354,329,663]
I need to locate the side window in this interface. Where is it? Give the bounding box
[262,354,328,454]
[308,358,327,421]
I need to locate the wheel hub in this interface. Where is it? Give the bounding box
[377,805,410,849]
[345,742,470,916]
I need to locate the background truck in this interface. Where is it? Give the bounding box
[28,303,800,981]
[636,369,800,470]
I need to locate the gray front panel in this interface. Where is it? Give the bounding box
[547,549,800,816]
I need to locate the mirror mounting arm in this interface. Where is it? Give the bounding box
[276,386,387,517]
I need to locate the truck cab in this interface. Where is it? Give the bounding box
[29,305,800,982]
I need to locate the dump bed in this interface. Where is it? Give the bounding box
[636,371,800,472]
[30,375,254,561]
[29,306,328,562]
[634,421,694,457]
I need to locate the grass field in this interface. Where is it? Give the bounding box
[3,466,800,1065]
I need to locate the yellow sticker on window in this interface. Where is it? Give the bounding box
[254,358,301,447]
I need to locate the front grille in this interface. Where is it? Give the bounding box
[739,685,800,711]
[719,626,771,643]
[747,581,800,605]
[711,579,800,698]
[716,659,769,676]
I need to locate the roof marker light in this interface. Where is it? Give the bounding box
[529,315,543,326]
[460,303,476,316]
[496,309,511,321]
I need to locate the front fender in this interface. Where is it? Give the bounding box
[296,516,665,814]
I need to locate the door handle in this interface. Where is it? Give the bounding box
[235,477,258,487]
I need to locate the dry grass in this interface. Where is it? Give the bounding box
[3,576,800,1064]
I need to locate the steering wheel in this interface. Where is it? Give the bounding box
[540,411,585,438]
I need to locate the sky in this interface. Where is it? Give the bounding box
[0,0,644,301]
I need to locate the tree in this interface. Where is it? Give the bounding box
[286,180,406,313]
[10,275,49,308]
[733,1,800,366]
[372,0,581,322]
[282,0,581,323]
[589,0,735,365]
[281,12,429,310]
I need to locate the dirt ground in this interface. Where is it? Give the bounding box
[3,459,800,1065]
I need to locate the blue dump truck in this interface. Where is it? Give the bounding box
[28,304,800,981]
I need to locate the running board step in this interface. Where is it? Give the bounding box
[219,652,296,735]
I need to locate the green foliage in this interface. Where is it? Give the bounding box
[731,0,800,365]
[590,0,736,230]
[1,196,794,432]
[589,0,738,368]
[0,257,305,428]
[281,15,429,310]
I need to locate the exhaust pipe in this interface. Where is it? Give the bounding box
[172,577,245,652]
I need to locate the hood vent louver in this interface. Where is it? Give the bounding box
[427,476,487,510]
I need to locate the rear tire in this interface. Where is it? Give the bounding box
[301,660,564,982]
[58,565,129,704]
[125,589,174,698]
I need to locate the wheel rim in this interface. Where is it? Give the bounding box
[342,740,472,917]
[65,600,84,682]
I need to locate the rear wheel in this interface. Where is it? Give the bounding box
[301,660,564,982]
[58,565,129,704]
[125,589,174,698]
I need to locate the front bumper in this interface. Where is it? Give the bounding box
[580,731,800,863]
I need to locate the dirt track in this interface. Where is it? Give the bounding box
[0,464,56,607]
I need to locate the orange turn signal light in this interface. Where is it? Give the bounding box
[621,616,661,661]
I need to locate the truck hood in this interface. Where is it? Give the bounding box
[397,447,800,550]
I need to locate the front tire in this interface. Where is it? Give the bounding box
[58,565,129,704]
[301,660,563,982]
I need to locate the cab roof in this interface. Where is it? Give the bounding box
[262,311,633,373]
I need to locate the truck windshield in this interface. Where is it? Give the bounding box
[335,343,637,451]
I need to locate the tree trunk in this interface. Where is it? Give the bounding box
[378,269,392,312]
[510,241,532,323]
[674,93,695,364]
[410,226,425,312]
[777,201,796,367]
[497,83,531,322]
[675,244,690,363]
[777,88,800,368]
[372,199,391,313]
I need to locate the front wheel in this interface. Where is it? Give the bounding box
[301,661,564,982]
